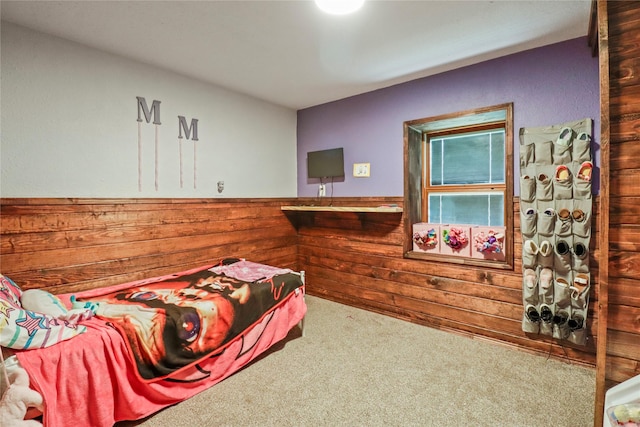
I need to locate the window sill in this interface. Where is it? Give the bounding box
[405,250,513,270]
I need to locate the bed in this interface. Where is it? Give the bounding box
[0,258,307,427]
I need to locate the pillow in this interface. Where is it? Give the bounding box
[0,274,86,350]
[21,289,69,318]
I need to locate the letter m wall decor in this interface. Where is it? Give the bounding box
[178,116,199,189]
[136,97,162,191]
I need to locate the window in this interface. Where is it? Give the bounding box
[404,103,514,268]
[426,128,505,225]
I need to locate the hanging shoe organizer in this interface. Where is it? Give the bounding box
[519,118,593,346]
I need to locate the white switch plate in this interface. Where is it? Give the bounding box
[353,163,370,177]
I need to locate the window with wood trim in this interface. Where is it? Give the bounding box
[403,103,514,269]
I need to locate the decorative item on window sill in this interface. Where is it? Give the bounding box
[474,230,504,254]
[443,228,469,250]
[413,228,438,250]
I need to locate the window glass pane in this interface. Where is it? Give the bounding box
[430,130,505,186]
[489,194,504,226]
[428,192,504,226]
[428,195,441,223]
[430,139,443,186]
[442,133,490,185]
[490,131,505,183]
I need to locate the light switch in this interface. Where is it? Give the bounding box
[353,163,370,177]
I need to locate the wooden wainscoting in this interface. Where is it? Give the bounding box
[0,198,299,294]
[1,195,602,368]
[292,196,599,368]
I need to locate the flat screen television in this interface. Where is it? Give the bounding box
[307,148,344,179]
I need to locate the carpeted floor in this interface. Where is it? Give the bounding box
[120,295,595,427]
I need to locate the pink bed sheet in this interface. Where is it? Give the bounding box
[16,283,306,427]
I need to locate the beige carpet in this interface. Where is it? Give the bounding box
[120,295,595,427]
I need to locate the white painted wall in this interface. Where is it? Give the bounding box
[1,23,298,198]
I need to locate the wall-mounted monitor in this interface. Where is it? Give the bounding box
[307,147,345,179]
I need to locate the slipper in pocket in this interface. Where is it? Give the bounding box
[540,267,553,290]
[537,208,555,236]
[552,308,570,340]
[572,199,592,237]
[536,173,553,201]
[538,239,554,268]
[522,304,540,334]
[556,127,574,147]
[571,272,591,310]
[573,132,592,163]
[577,161,593,181]
[568,311,585,331]
[553,238,573,276]
[568,311,587,346]
[553,273,572,307]
[539,303,554,336]
[574,161,593,200]
[520,206,537,237]
[539,267,554,304]
[553,165,573,199]
[572,237,590,273]
[522,239,539,268]
[554,206,573,237]
[553,127,573,164]
[520,175,536,202]
[534,140,553,166]
[522,268,538,305]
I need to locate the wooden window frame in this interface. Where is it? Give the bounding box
[403,103,514,269]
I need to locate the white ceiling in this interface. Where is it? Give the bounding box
[1,0,593,110]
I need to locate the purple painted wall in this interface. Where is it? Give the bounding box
[297,37,600,197]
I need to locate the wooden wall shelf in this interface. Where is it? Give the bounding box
[281,205,403,213]
[281,205,402,228]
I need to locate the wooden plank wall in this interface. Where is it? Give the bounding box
[1,195,602,367]
[294,196,599,367]
[605,1,640,387]
[0,198,298,295]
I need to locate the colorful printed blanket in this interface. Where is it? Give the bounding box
[76,259,303,381]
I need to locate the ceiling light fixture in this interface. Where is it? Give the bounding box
[315,0,365,15]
